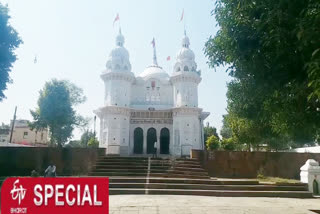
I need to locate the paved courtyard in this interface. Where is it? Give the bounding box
[110,195,320,214]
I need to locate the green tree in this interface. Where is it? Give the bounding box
[0,3,22,101]
[87,137,99,148]
[206,135,220,151]
[221,138,237,151]
[204,123,219,149]
[220,115,232,139]
[205,0,320,148]
[204,123,219,141]
[29,79,86,147]
[80,130,96,147]
[64,140,82,148]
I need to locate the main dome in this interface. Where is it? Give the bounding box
[139,65,170,81]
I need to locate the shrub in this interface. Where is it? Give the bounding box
[257,166,265,179]
[87,137,99,148]
[221,138,236,151]
[31,170,40,177]
[206,135,220,151]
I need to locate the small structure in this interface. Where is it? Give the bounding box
[300,159,320,194]
[6,120,49,147]
[290,145,320,153]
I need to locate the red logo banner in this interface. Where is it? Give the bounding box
[1,177,109,214]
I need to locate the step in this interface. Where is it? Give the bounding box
[171,165,202,169]
[102,157,148,160]
[95,161,149,165]
[109,188,313,198]
[175,158,200,161]
[167,170,209,176]
[94,165,169,170]
[89,172,147,177]
[92,169,148,173]
[173,163,202,167]
[94,165,149,169]
[96,160,149,163]
[172,167,206,172]
[109,183,308,191]
[150,173,210,179]
[107,177,259,185]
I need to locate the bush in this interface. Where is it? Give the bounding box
[257,166,265,179]
[31,170,40,177]
[87,137,99,148]
[221,138,236,151]
[206,135,220,151]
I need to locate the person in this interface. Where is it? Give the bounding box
[44,162,56,177]
[153,141,157,158]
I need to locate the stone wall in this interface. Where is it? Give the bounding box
[0,147,106,176]
[191,150,320,179]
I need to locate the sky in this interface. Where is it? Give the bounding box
[0,0,232,139]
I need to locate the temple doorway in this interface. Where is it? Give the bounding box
[160,128,170,154]
[133,127,143,154]
[147,128,157,154]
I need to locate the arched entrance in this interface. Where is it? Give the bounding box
[133,128,143,154]
[147,128,157,154]
[160,128,170,154]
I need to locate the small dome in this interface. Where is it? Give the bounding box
[176,47,195,61]
[139,65,170,81]
[173,32,199,76]
[109,46,129,60]
[105,29,131,72]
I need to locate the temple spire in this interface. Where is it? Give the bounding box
[151,37,158,65]
[116,27,124,47]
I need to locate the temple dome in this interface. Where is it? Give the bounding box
[176,47,195,61]
[139,65,170,81]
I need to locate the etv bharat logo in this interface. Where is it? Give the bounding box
[10,179,27,205]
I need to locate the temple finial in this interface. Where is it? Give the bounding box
[116,28,124,46]
[151,37,158,65]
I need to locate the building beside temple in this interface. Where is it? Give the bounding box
[94,29,209,156]
[0,120,49,147]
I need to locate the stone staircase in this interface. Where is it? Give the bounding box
[89,157,210,179]
[89,156,313,198]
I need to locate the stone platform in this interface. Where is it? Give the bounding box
[89,156,313,198]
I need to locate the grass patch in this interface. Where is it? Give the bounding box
[257,176,301,184]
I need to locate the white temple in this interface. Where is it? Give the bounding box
[94,29,209,156]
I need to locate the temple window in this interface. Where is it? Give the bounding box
[184,66,189,71]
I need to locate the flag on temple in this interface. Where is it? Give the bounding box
[113,13,120,27]
[180,9,184,22]
[167,56,171,61]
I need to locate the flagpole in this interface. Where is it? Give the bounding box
[184,9,186,34]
